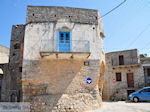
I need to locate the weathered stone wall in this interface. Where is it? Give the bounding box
[103,49,144,101]
[5,25,25,102]
[23,22,101,60]
[0,64,10,101]
[22,59,101,111]
[22,6,105,112]
[107,49,140,66]
[0,45,9,64]
[26,6,99,25]
[140,57,150,86]
[0,45,10,101]
[141,57,150,65]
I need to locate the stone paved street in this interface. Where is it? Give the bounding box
[86,101,150,112]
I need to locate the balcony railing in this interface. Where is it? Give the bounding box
[40,40,90,53]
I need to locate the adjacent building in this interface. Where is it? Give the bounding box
[140,55,150,86]
[1,6,105,112]
[103,49,145,101]
[0,45,9,101]
[0,28,24,102]
[0,45,9,64]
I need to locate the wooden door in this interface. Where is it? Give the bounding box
[127,73,134,88]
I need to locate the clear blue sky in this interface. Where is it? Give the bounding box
[0,0,150,55]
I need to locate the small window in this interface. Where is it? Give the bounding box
[111,59,114,66]
[14,43,20,49]
[84,61,90,66]
[19,67,22,72]
[119,55,124,65]
[116,72,122,81]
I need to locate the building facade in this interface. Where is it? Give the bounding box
[0,45,9,101]
[103,49,145,101]
[2,6,105,112]
[0,26,24,102]
[0,45,9,64]
[140,55,150,86]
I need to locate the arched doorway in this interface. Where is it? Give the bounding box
[10,93,17,102]
[0,68,3,74]
[98,61,105,97]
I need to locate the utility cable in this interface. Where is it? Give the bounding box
[141,40,150,50]
[127,24,150,48]
[101,0,127,18]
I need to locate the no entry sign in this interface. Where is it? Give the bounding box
[113,78,116,83]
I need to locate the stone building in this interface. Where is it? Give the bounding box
[0,45,9,64]
[0,45,9,101]
[4,6,105,111]
[140,55,150,86]
[103,49,145,101]
[0,26,24,102]
[6,25,25,102]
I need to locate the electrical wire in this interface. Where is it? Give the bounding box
[141,40,150,50]
[127,24,150,48]
[101,0,127,18]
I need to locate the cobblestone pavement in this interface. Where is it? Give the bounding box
[86,101,150,112]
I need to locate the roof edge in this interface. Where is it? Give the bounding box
[106,49,138,54]
[27,5,98,12]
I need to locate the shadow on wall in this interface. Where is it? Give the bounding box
[98,61,105,96]
[23,59,100,111]
[0,64,10,102]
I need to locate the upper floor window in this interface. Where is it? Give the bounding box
[116,72,122,81]
[14,43,20,49]
[111,59,114,66]
[119,55,124,65]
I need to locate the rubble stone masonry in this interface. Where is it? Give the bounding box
[103,49,144,101]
